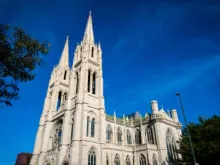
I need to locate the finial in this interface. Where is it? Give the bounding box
[89,11,92,16]
[167,109,171,117]
[145,113,149,117]
[98,41,101,50]
[161,105,164,110]
[82,10,95,45]
[58,36,69,68]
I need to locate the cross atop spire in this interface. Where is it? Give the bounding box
[82,11,95,45]
[59,36,69,68]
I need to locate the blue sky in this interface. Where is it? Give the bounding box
[1,0,220,164]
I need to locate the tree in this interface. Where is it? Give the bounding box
[178,115,220,165]
[0,24,50,107]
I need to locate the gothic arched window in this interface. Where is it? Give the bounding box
[64,70,67,80]
[125,155,131,165]
[166,128,177,162]
[161,161,166,165]
[87,70,91,92]
[91,47,94,57]
[91,118,95,137]
[152,154,158,165]
[52,120,63,148]
[92,72,96,94]
[146,126,154,144]
[86,117,90,136]
[127,130,132,145]
[140,154,146,165]
[106,124,112,142]
[135,129,141,145]
[117,127,122,144]
[63,162,68,165]
[88,147,96,165]
[114,154,120,165]
[76,72,79,94]
[56,91,62,110]
[106,153,109,165]
[63,92,68,102]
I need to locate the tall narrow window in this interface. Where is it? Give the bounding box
[125,155,131,165]
[92,72,96,94]
[91,47,94,57]
[88,147,96,165]
[64,70,67,80]
[56,91,62,110]
[106,154,109,165]
[106,124,112,142]
[140,154,146,165]
[71,119,74,141]
[117,127,122,144]
[86,117,90,136]
[127,130,132,145]
[135,129,141,145]
[166,128,177,162]
[91,118,95,137]
[146,127,154,144]
[87,70,91,92]
[52,121,63,148]
[76,72,79,94]
[114,154,120,165]
[56,122,63,146]
[152,154,158,165]
[63,92,68,102]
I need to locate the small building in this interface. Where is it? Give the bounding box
[15,152,32,165]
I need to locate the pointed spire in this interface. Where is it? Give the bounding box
[82,11,95,45]
[98,41,102,51]
[113,111,116,117]
[59,36,69,68]
[167,109,171,117]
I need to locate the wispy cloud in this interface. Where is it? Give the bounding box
[124,55,220,100]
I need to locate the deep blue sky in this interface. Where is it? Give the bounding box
[1,0,220,164]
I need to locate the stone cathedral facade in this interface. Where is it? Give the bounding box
[30,13,182,165]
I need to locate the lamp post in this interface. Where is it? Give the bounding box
[175,92,197,165]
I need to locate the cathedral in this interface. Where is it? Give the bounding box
[30,12,182,165]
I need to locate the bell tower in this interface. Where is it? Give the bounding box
[68,11,106,164]
[30,36,71,165]
[30,12,106,165]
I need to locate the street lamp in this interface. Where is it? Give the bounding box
[175,92,197,165]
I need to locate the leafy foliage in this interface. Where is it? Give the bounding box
[178,115,220,165]
[0,24,50,107]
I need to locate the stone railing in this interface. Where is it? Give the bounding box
[151,114,162,119]
[105,143,133,151]
[53,108,65,119]
[134,144,147,151]
[106,115,114,121]
[133,119,140,125]
[116,118,124,124]
[125,120,132,125]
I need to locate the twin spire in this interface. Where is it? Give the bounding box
[58,12,95,68]
[82,11,95,45]
[59,35,69,68]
